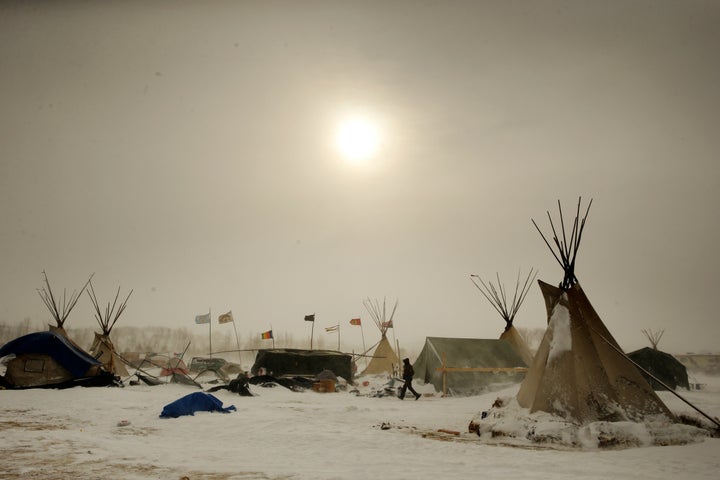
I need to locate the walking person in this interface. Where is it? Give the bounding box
[399,357,421,400]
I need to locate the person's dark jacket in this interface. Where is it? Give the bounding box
[402,363,414,381]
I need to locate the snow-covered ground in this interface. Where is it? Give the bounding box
[1,373,718,480]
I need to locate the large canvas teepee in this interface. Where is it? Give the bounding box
[87,280,132,378]
[516,199,674,424]
[470,269,537,367]
[361,298,400,376]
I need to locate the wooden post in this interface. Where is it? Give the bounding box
[435,355,528,397]
[442,352,447,397]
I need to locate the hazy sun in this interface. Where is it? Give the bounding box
[335,117,381,163]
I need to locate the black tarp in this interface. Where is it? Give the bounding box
[628,347,689,390]
[250,348,353,381]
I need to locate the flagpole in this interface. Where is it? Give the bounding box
[360,322,367,369]
[337,324,340,351]
[392,324,398,364]
[231,313,242,363]
[310,314,315,350]
[209,307,213,358]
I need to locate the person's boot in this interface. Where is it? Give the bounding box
[415,393,421,400]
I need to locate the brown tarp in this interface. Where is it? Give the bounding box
[516,281,674,424]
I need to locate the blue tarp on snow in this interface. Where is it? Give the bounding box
[159,392,236,418]
[0,331,102,378]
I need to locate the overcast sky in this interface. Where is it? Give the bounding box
[1,0,718,356]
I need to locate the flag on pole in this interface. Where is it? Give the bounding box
[195,312,211,324]
[325,325,339,333]
[218,311,234,324]
[304,314,315,322]
[261,330,273,340]
[382,320,393,328]
[350,318,361,326]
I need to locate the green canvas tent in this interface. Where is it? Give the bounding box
[413,337,528,396]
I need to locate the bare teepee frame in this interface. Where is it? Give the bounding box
[37,271,93,331]
[363,297,398,339]
[87,280,133,336]
[470,268,538,332]
[532,197,592,290]
[642,328,665,350]
[86,279,133,377]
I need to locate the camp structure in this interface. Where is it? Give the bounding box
[470,269,537,367]
[413,337,527,396]
[360,297,400,376]
[87,280,132,378]
[37,271,93,340]
[627,329,689,391]
[0,330,116,389]
[674,353,720,376]
[515,198,674,424]
[250,348,353,382]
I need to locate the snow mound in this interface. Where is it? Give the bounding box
[469,396,710,450]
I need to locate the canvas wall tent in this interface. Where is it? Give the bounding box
[0,331,115,389]
[516,199,674,424]
[160,357,190,377]
[413,337,528,396]
[627,347,690,391]
[361,297,400,376]
[250,348,353,381]
[470,269,537,367]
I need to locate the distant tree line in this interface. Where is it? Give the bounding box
[0,321,355,358]
[0,321,543,362]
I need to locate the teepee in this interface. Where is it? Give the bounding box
[37,271,93,339]
[627,329,689,391]
[470,268,537,367]
[516,198,674,424]
[361,297,400,376]
[87,280,132,378]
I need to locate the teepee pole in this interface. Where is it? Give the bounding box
[360,321,367,369]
